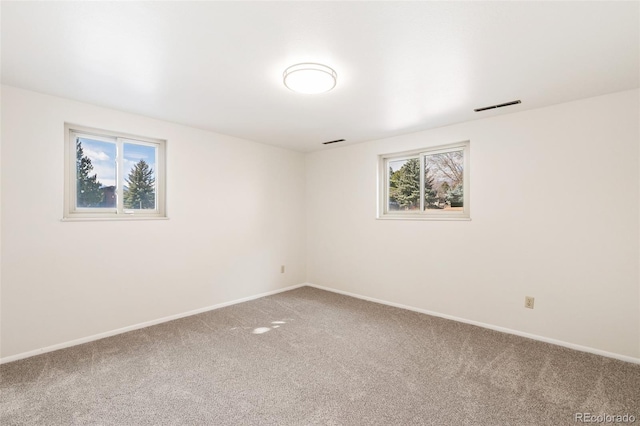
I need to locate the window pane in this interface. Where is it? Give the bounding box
[76,137,116,208]
[123,142,157,210]
[424,150,464,211]
[388,158,420,211]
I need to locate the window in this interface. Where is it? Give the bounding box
[64,124,166,219]
[378,141,469,220]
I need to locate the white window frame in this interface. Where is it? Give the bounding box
[377,141,470,220]
[64,123,167,220]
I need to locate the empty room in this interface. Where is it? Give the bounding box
[1,1,639,425]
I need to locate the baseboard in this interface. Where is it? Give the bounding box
[5,282,638,366]
[304,283,640,365]
[0,283,307,365]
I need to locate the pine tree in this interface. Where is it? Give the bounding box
[124,160,156,209]
[447,184,464,207]
[76,140,103,207]
[424,166,438,208]
[389,158,421,210]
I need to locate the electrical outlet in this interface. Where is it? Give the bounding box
[525,296,535,309]
[281,265,285,274]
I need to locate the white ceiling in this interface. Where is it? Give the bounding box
[2,2,638,152]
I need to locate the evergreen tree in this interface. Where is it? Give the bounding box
[424,166,438,209]
[76,140,103,207]
[447,185,464,207]
[124,160,156,209]
[389,158,421,210]
[438,181,451,205]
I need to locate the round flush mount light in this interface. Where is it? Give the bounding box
[283,63,337,94]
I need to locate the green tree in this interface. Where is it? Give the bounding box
[438,181,451,205]
[76,140,103,207]
[124,160,155,209]
[447,184,464,207]
[389,158,421,210]
[424,166,438,208]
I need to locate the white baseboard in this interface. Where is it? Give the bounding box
[304,283,640,365]
[4,282,638,366]
[0,283,307,365]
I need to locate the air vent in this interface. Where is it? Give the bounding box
[322,139,345,145]
[474,100,521,112]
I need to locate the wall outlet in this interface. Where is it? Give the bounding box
[280,265,285,274]
[525,296,535,309]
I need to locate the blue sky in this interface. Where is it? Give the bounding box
[389,158,409,173]
[79,138,156,188]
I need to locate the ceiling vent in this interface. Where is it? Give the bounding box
[322,139,345,145]
[474,100,521,112]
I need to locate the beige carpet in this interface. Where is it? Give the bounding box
[1,286,639,425]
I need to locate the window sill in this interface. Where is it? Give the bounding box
[376,215,471,221]
[61,216,169,222]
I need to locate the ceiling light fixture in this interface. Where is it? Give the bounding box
[283,63,337,94]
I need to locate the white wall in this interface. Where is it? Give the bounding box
[306,89,640,359]
[2,86,639,362]
[0,86,306,359]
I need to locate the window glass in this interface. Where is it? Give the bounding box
[388,158,420,211]
[423,150,464,211]
[123,142,157,210]
[75,137,117,208]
